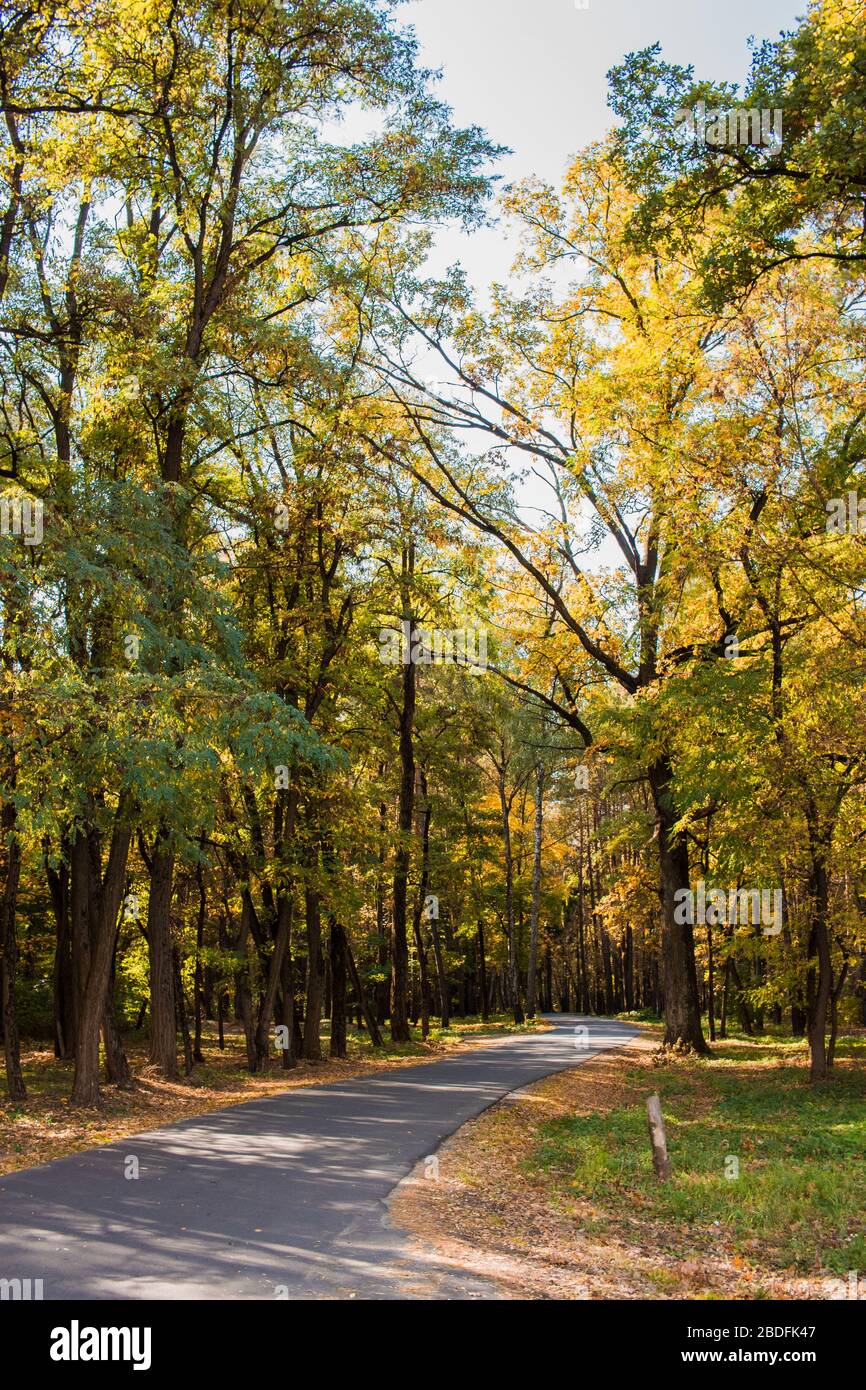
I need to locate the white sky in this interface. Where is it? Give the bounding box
[386,0,808,555]
[405,0,807,284]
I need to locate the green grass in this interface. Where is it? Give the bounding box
[529,1034,866,1274]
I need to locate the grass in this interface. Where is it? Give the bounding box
[530,1033,866,1276]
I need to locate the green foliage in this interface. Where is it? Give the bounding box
[532,1041,866,1273]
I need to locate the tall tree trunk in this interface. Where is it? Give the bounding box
[419,769,450,1029]
[719,956,731,1039]
[805,844,833,1082]
[601,928,615,1015]
[249,785,299,1070]
[254,892,294,1070]
[728,955,754,1035]
[47,853,75,1059]
[411,909,431,1038]
[526,762,545,1018]
[1,568,25,1098]
[577,850,590,1013]
[173,946,193,1075]
[146,832,177,1079]
[497,771,524,1025]
[0,800,25,1099]
[648,755,708,1054]
[476,918,489,1020]
[329,918,348,1059]
[375,788,390,1026]
[71,808,134,1105]
[277,922,298,1070]
[303,887,324,1060]
[624,923,635,1013]
[347,942,384,1048]
[102,1010,131,1088]
[232,896,257,1072]
[193,862,205,1064]
[827,964,849,1070]
[464,805,489,1021]
[410,778,433,1039]
[706,921,716,1042]
[70,830,90,1053]
[391,569,416,1043]
[102,944,131,1087]
[429,918,449,1030]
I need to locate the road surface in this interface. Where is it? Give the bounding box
[0,1015,637,1300]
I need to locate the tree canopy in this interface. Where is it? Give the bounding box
[1,0,864,1107]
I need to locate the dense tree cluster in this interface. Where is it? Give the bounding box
[1,0,864,1107]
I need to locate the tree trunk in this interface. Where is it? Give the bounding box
[577,853,590,1013]
[805,848,833,1082]
[47,854,75,1059]
[624,924,635,1013]
[303,887,324,1060]
[719,956,731,1039]
[231,896,257,1072]
[727,954,754,1035]
[146,833,178,1078]
[411,904,432,1039]
[71,811,133,1106]
[429,918,449,1030]
[102,943,131,1087]
[70,829,90,1054]
[193,861,206,1064]
[418,769,449,1030]
[476,918,489,1021]
[498,771,524,1025]
[0,808,25,1099]
[706,921,716,1042]
[173,946,193,1075]
[277,914,298,1070]
[347,943,384,1047]
[329,918,348,1059]
[648,756,708,1054]
[391,576,417,1043]
[601,927,615,1015]
[375,789,390,1026]
[526,762,544,1017]
[254,892,294,1070]
[102,1006,131,1088]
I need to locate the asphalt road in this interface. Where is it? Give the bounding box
[0,1015,637,1300]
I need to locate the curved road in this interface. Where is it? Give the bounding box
[0,1015,637,1300]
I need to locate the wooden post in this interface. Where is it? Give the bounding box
[646,1093,671,1181]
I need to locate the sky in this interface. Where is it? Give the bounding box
[403,0,808,284]
[383,0,809,542]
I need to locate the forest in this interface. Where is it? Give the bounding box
[0,0,864,1122]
